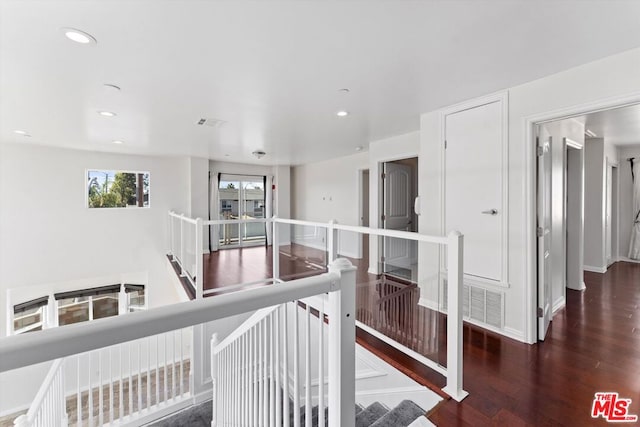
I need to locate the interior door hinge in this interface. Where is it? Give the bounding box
[444,140,447,149]
[381,256,386,262]
[537,227,544,237]
[381,172,386,179]
[536,146,544,157]
[381,214,386,221]
[537,307,544,318]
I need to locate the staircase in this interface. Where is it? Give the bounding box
[149,399,430,427]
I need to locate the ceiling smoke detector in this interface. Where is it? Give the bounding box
[252,150,266,159]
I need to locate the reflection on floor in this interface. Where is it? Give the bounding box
[201,244,444,366]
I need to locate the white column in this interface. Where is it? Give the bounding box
[327,258,356,427]
[272,218,280,281]
[442,231,468,401]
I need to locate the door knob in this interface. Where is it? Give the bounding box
[482,209,498,215]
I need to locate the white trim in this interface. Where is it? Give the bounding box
[618,256,640,264]
[524,91,640,344]
[439,90,509,286]
[583,265,607,274]
[552,298,566,315]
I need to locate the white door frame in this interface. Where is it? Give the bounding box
[524,91,640,343]
[605,160,620,267]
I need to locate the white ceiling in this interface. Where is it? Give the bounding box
[2,0,640,165]
[582,104,640,147]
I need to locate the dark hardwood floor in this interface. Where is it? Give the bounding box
[423,261,640,426]
[194,246,640,426]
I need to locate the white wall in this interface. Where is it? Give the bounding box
[188,157,210,251]
[0,144,191,338]
[584,138,606,270]
[618,145,640,260]
[421,47,640,343]
[291,152,369,257]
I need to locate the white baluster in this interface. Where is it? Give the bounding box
[318,306,325,427]
[272,218,280,281]
[275,308,282,427]
[109,347,114,424]
[241,334,246,427]
[253,326,258,427]
[293,303,300,427]
[138,341,142,413]
[129,342,133,416]
[88,353,93,427]
[163,333,168,404]
[270,313,275,427]
[77,356,82,427]
[263,319,268,427]
[156,335,160,407]
[119,346,124,420]
[305,304,311,427]
[172,331,176,400]
[258,322,264,426]
[99,350,104,425]
[179,329,184,398]
[210,333,219,427]
[282,305,290,427]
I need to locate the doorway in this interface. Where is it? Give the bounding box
[380,157,418,281]
[218,174,266,248]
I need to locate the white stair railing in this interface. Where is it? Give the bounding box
[1,263,355,427]
[211,259,356,427]
[13,359,67,427]
[169,212,467,402]
[12,328,193,427]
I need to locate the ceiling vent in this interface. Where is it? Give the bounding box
[196,117,226,128]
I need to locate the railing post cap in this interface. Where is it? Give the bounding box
[328,257,354,271]
[329,219,338,225]
[448,230,463,237]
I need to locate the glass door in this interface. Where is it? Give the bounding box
[218,175,266,248]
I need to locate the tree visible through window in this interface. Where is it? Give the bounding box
[87,170,150,208]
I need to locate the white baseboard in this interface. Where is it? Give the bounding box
[552,298,566,315]
[618,256,640,264]
[583,265,607,273]
[567,281,586,291]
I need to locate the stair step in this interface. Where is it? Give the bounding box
[370,400,425,427]
[356,401,388,427]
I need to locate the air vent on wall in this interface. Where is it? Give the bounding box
[196,117,226,128]
[441,279,503,329]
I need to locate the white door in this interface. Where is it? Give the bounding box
[445,101,503,281]
[382,162,413,272]
[537,129,552,341]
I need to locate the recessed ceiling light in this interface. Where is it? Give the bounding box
[224,154,230,157]
[98,111,117,117]
[112,140,124,144]
[337,111,349,117]
[14,130,31,136]
[339,88,350,93]
[61,28,97,45]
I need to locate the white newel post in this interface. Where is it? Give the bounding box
[327,258,356,427]
[272,217,280,281]
[210,333,219,427]
[327,220,338,263]
[196,218,204,299]
[443,231,468,401]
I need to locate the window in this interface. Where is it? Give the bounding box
[11,283,147,334]
[87,170,150,208]
[125,284,146,312]
[13,296,48,334]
